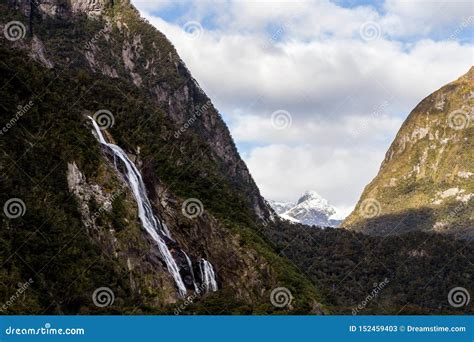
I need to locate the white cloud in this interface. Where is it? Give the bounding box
[231,112,403,147]
[382,0,474,38]
[243,144,384,218]
[130,0,173,13]
[132,0,473,218]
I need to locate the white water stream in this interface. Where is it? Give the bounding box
[200,259,218,292]
[89,117,219,296]
[89,117,187,296]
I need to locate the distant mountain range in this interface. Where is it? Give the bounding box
[268,191,342,227]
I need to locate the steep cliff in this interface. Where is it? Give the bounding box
[0,0,323,314]
[343,68,474,239]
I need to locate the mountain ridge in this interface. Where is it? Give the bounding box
[343,66,474,238]
[268,191,342,227]
[0,0,323,313]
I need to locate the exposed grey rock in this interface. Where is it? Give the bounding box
[30,36,54,69]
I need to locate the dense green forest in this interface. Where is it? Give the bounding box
[0,33,320,314]
[263,220,474,314]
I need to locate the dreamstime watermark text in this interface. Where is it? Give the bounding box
[5,323,85,336]
[0,278,34,313]
[174,100,212,138]
[0,100,34,136]
[352,278,390,315]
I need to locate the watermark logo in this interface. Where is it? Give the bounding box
[93,109,114,130]
[92,287,115,307]
[448,287,470,308]
[4,21,26,41]
[3,198,26,219]
[271,110,292,130]
[359,198,381,219]
[447,109,470,130]
[182,21,203,40]
[359,21,382,41]
[182,198,204,219]
[270,287,293,308]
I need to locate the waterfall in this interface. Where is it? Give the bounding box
[200,259,218,292]
[183,251,200,293]
[88,117,187,296]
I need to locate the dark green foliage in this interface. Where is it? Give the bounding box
[264,219,474,315]
[0,28,318,313]
[0,42,137,313]
[110,194,127,232]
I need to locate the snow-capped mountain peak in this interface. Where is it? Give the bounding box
[268,191,341,228]
[295,191,335,216]
[266,200,295,215]
[297,190,323,203]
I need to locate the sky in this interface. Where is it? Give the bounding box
[131,0,474,219]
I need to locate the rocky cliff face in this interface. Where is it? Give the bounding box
[0,0,321,313]
[6,0,269,219]
[343,68,474,239]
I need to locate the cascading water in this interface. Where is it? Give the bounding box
[89,117,220,296]
[200,259,218,292]
[88,117,187,296]
[183,251,200,293]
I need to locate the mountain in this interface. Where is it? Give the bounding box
[267,200,294,215]
[2,0,471,316]
[343,67,474,239]
[0,0,323,314]
[268,191,342,227]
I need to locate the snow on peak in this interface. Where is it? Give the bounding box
[296,191,335,216]
[297,190,324,204]
[268,191,341,228]
[266,200,295,215]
